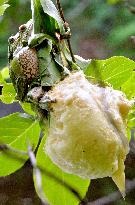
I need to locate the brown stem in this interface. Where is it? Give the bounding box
[56,0,76,63]
[67,38,76,63]
[56,0,66,22]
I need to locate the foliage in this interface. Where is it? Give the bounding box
[0,112,40,176]
[0,0,135,205]
[85,56,135,90]
[0,0,10,16]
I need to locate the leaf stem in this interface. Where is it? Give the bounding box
[28,144,48,205]
[56,0,66,22]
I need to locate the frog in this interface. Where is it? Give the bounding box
[8,19,40,101]
[8,19,33,63]
[8,19,70,103]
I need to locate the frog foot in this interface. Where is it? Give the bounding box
[39,93,56,111]
[27,86,44,103]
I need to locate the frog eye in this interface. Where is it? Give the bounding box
[8,36,15,44]
[19,24,27,32]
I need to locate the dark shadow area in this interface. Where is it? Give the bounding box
[0,161,42,205]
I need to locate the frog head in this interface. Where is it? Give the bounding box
[8,19,33,62]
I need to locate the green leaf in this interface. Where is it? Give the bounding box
[37,42,62,86]
[29,33,56,48]
[40,0,64,32]
[0,3,9,16]
[21,103,36,116]
[0,0,8,5]
[0,72,4,84]
[127,105,135,141]
[0,69,16,104]
[0,83,16,104]
[32,0,64,36]
[85,56,135,89]
[1,67,10,80]
[74,55,91,71]
[128,108,135,129]
[0,113,40,176]
[121,72,135,99]
[35,135,89,205]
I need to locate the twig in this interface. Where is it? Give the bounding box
[56,0,76,63]
[87,179,135,205]
[28,144,48,205]
[0,144,28,155]
[56,0,66,23]
[0,142,82,202]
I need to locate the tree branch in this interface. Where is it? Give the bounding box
[56,0,76,63]
[87,179,135,205]
[0,142,82,202]
[28,144,49,205]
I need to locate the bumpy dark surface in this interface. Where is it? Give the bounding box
[18,48,39,80]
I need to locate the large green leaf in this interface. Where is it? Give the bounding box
[40,0,64,32]
[85,56,135,89]
[35,135,89,205]
[0,113,40,176]
[0,83,16,104]
[32,0,64,36]
[21,103,36,116]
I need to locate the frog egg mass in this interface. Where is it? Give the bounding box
[45,71,133,195]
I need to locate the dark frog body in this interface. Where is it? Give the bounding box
[8,20,40,101]
[8,19,69,106]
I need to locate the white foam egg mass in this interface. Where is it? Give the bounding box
[45,71,133,195]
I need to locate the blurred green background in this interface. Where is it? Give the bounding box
[0,0,135,70]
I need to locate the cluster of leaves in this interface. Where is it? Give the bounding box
[0,0,135,205]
